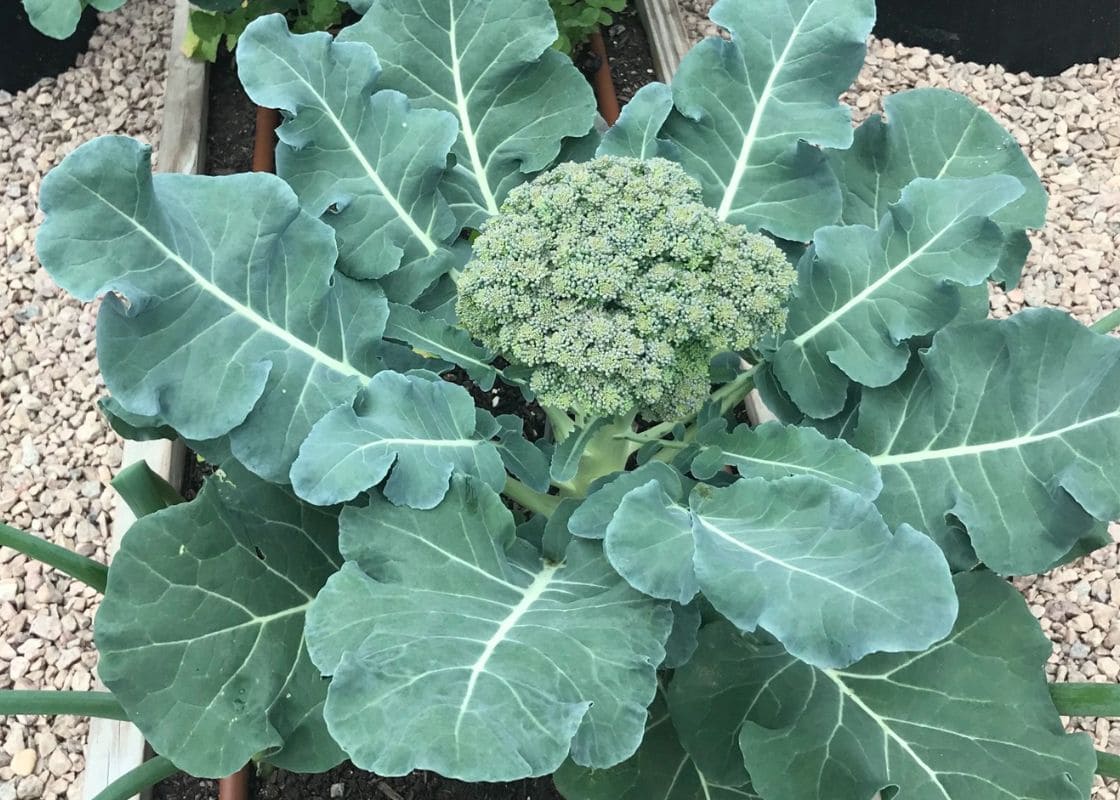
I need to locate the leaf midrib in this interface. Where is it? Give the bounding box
[87,184,371,382]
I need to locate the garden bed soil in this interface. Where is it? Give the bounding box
[157,13,661,798]
[2,3,98,93]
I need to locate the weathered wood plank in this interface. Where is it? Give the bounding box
[634,0,692,80]
[81,0,205,794]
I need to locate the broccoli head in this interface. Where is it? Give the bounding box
[456,156,796,421]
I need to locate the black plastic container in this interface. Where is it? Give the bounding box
[875,0,1120,75]
[1,3,98,94]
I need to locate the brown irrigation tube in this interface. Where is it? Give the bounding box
[218,764,251,800]
[252,106,279,173]
[589,30,621,125]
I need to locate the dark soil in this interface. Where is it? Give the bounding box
[1,3,97,93]
[155,763,563,800]
[205,47,256,176]
[573,6,658,104]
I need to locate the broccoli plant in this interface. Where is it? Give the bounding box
[5,0,1120,798]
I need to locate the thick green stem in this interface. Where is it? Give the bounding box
[1097,751,1120,780]
[0,522,108,593]
[502,477,561,518]
[90,756,179,800]
[562,411,638,496]
[1050,682,1120,717]
[112,461,183,519]
[1090,307,1120,334]
[0,690,129,720]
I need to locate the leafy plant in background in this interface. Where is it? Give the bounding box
[183,0,350,62]
[550,0,626,52]
[4,0,1120,798]
[22,0,125,39]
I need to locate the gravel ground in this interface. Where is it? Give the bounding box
[681,2,1120,796]
[0,2,173,798]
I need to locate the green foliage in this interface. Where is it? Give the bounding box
[23,0,1120,797]
[456,157,795,421]
[549,0,627,53]
[22,0,124,40]
[183,0,349,62]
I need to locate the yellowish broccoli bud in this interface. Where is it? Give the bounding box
[456,156,797,422]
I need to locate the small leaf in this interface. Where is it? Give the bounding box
[596,83,677,160]
[306,477,671,781]
[692,420,881,499]
[290,371,506,509]
[550,419,608,484]
[494,415,551,493]
[554,695,761,800]
[768,176,1024,418]
[662,601,702,670]
[96,462,345,777]
[384,302,498,389]
[568,462,688,539]
[603,476,958,668]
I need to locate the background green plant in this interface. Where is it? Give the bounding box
[183,0,349,61]
[550,0,627,53]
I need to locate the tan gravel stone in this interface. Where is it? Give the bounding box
[10,749,37,777]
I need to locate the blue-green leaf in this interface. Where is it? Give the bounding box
[603,476,957,668]
[237,16,464,301]
[827,88,1047,287]
[306,477,671,781]
[596,83,676,160]
[692,420,881,499]
[96,462,345,777]
[728,573,1095,800]
[341,0,597,229]
[768,176,1023,418]
[290,371,506,508]
[655,0,875,239]
[856,309,1120,575]
[36,136,387,484]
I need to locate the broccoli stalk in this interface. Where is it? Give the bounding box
[457,156,796,502]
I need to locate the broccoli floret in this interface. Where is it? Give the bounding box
[456,156,796,421]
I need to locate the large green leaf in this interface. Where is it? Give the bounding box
[596,83,676,161]
[36,136,387,484]
[95,462,345,778]
[237,17,464,301]
[341,0,597,229]
[567,462,688,540]
[768,176,1023,419]
[306,477,671,781]
[383,301,498,389]
[290,370,507,508]
[554,695,760,800]
[723,572,1096,800]
[652,0,874,239]
[828,88,1047,286]
[855,309,1120,575]
[691,420,881,499]
[22,0,124,39]
[604,476,957,667]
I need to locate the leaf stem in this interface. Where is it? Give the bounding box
[613,432,688,449]
[1090,307,1120,334]
[0,522,108,593]
[90,756,179,800]
[1050,682,1120,717]
[112,461,183,519]
[542,405,576,444]
[503,477,561,518]
[1097,751,1120,780]
[0,690,129,720]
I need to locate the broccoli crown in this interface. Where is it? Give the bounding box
[456,156,796,421]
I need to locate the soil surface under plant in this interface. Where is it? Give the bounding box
[154,11,659,800]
